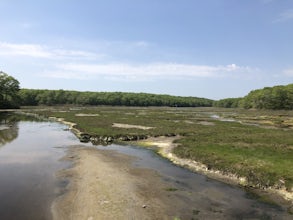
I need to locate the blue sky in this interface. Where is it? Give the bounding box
[0,0,292,100]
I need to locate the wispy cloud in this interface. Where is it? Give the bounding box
[274,9,293,23]
[283,68,293,77]
[0,41,258,82]
[0,42,102,60]
[43,63,256,81]
[0,42,52,58]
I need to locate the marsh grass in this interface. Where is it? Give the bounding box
[28,106,293,190]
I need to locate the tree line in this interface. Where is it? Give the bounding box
[1,72,213,108]
[214,84,293,110]
[1,72,293,110]
[18,89,213,107]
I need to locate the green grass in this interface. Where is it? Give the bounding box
[25,106,293,190]
[173,119,293,189]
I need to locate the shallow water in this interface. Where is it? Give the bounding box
[0,114,78,220]
[95,144,291,219]
[0,113,291,219]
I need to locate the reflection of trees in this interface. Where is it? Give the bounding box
[0,113,19,147]
[0,124,18,146]
[0,111,45,147]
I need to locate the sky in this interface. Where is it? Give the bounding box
[0,0,292,100]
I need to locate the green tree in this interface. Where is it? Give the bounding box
[213,98,242,108]
[0,72,20,108]
[241,84,293,110]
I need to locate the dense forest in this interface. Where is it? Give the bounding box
[240,84,293,110]
[214,84,293,110]
[1,72,293,110]
[19,83,293,110]
[18,89,213,107]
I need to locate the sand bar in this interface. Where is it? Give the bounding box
[52,147,172,220]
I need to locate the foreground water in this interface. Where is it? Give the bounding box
[0,113,291,219]
[0,113,79,220]
[96,144,291,219]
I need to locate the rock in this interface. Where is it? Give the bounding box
[79,133,91,142]
[119,136,129,141]
[165,133,176,137]
[107,136,114,142]
[142,204,147,208]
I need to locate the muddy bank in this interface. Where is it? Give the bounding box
[52,147,183,220]
[52,145,292,220]
[137,136,293,211]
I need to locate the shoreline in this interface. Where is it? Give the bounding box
[52,139,293,219]
[136,136,293,210]
[50,116,293,213]
[51,146,184,220]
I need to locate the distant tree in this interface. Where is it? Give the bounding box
[0,72,20,108]
[17,89,214,107]
[241,84,293,110]
[213,98,242,108]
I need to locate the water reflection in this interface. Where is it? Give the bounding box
[0,112,46,147]
[0,113,78,220]
[0,113,19,146]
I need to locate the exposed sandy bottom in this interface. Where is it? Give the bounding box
[112,123,154,130]
[52,147,177,220]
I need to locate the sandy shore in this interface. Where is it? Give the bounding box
[52,146,177,220]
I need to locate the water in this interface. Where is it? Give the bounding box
[0,112,291,219]
[0,113,78,220]
[95,144,291,219]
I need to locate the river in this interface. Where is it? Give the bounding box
[0,112,291,219]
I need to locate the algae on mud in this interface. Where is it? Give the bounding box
[24,107,293,202]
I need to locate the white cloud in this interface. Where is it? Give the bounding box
[0,42,101,60]
[274,9,293,23]
[0,42,52,58]
[43,62,255,81]
[283,68,293,77]
[0,41,258,82]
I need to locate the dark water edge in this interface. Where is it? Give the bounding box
[0,113,79,220]
[92,144,292,220]
[0,112,292,219]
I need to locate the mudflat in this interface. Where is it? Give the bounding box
[51,143,292,220]
[52,146,175,220]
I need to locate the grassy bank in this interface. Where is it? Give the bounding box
[25,106,293,193]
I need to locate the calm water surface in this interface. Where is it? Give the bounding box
[0,113,78,220]
[0,113,291,219]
